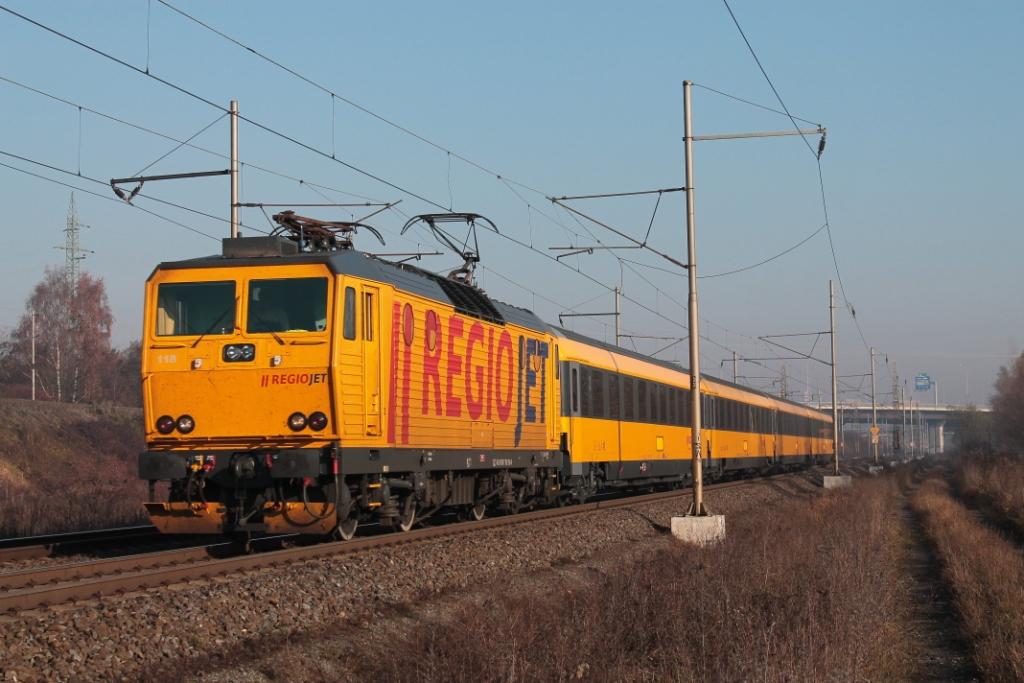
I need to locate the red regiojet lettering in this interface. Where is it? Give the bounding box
[388,302,401,443]
[486,328,493,419]
[495,330,514,421]
[422,310,442,415]
[465,322,485,419]
[401,316,413,444]
[445,316,464,417]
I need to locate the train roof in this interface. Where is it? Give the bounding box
[156,243,828,418]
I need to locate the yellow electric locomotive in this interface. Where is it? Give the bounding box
[138,212,832,539]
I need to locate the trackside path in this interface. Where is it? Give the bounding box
[898,494,978,682]
[911,476,1024,681]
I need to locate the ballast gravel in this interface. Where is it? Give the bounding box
[0,471,823,682]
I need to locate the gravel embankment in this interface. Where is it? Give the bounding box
[0,470,825,682]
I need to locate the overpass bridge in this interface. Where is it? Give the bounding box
[820,403,990,458]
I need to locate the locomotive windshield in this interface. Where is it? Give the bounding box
[156,281,236,336]
[247,277,328,333]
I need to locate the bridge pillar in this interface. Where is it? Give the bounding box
[936,421,945,454]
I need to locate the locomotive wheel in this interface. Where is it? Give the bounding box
[393,497,416,532]
[470,503,486,521]
[333,517,358,541]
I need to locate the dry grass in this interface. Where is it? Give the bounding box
[0,398,145,538]
[955,454,1024,536]
[912,478,1024,681]
[355,478,913,683]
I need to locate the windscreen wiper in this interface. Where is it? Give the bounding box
[249,312,285,345]
[191,298,238,348]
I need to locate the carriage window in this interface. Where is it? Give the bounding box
[623,377,635,420]
[592,369,606,418]
[608,373,620,419]
[638,381,648,422]
[156,281,235,336]
[248,277,328,333]
[580,367,592,416]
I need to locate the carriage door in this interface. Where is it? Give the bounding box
[361,285,382,436]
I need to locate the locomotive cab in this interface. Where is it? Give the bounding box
[140,237,346,536]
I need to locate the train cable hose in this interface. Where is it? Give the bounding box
[412,491,451,525]
[184,470,207,509]
[301,479,336,520]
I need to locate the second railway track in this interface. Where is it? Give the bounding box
[0,525,160,563]
[0,476,769,615]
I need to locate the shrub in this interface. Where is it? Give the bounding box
[0,398,145,538]
[955,454,1024,535]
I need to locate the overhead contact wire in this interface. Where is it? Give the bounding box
[0,160,218,241]
[3,3,835,399]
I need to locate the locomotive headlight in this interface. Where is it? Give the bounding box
[176,414,196,434]
[308,411,328,431]
[222,343,255,362]
[287,412,307,431]
[156,415,176,435]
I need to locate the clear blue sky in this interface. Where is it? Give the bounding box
[1,0,1021,406]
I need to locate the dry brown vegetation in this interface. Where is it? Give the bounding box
[912,478,1024,682]
[955,454,1024,536]
[0,398,145,538]
[357,478,913,683]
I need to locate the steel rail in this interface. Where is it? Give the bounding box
[0,542,234,592]
[0,475,787,614]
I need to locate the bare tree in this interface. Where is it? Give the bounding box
[2,268,115,403]
[108,341,142,408]
[992,353,1024,453]
[953,406,994,454]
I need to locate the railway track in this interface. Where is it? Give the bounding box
[0,525,159,563]
[0,476,770,615]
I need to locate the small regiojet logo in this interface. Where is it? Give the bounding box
[260,372,328,387]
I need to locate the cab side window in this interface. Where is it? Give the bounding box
[343,287,356,340]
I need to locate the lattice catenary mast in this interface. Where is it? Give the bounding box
[55,193,92,292]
